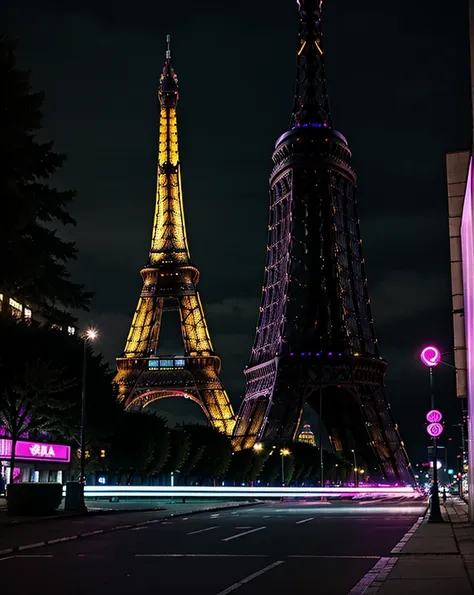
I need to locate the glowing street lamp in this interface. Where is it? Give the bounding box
[420,345,443,523]
[420,346,441,368]
[280,448,291,486]
[253,442,263,452]
[79,328,99,511]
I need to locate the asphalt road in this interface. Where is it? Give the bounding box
[1,499,426,595]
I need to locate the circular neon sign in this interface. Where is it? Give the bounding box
[426,409,443,423]
[420,346,441,368]
[427,422,444,437]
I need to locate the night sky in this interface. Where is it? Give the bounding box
[4,0,472,463]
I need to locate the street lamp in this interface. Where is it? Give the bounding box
[280,448,291,486]
[79,328,98,511]
[253,442,263,453]
[351,449,358,486]
[420,345,443,523]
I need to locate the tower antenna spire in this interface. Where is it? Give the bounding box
[166,34,171,60]
[291,0,332,128]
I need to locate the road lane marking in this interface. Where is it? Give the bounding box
[187,526,219,536]
[210,514,220,518]
[131,527,148,531]
[135,554,269,558]
[289,555,380,559]
[0,557,15,562]
[15,554,55,558]
[222,526,266,542]
[348,556,397,595]
[216,560,285,595]
[235,526,252,529]
[359,499,385,505]
[182,518,189,521]
[263,515,270,518]
[295,517,314,524]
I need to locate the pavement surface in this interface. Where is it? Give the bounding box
[0,499,427,595]
[370,497,474,595]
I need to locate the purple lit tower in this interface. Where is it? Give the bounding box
[233,0,412,483]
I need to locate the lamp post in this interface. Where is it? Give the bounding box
[280,448,291,486]
[79,328,98,510]
[351,449,358,486]
[420,345,443,523]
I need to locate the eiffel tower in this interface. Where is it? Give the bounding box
[115,37,235,435]
[233,0,412,482]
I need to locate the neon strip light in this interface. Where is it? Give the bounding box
[62,486,417,497]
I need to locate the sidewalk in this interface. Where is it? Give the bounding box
[0,500,256,555]
[369,497,474,594]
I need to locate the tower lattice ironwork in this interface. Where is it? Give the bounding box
[115,37,235,435]
[233,0,412,482]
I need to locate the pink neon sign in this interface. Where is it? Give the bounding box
[426,410,443,423]
[420,346,441,367]
[427,423,444,437]
[0,439,71,463]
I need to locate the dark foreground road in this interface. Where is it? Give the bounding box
[1,500,426,595]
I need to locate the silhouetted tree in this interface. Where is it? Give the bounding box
[291,442,318,484]
[0,318,74,481]
[0,36,91,323]
[108,411,168,484]
[161,428,190,481]
[181,424,232,484]
[227,448,269,485]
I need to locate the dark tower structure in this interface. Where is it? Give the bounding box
[233,0,411,482]
[114,37,235,435]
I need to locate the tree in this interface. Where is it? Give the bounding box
[0,318,74,482]
[227,448,269,485]
[0,36,91,323]
[46,339,124,465]
[161,428,190,481]
[108,411,169,484]
[290,442,319,485]
[144,416,170,481]
[181,424,232,484]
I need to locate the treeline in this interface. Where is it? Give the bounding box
[0,316,352,486]
[81,412,353,487]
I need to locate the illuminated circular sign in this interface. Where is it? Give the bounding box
[420,346,441,367]
[426,409,443,423]
[427,422,444,437]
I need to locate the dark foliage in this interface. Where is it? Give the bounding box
[108,411,169,484]
[181,424,232,483]
[0,36,91,323]
[161,427,190,477]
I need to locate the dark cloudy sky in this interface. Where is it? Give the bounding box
[4,0,472,462]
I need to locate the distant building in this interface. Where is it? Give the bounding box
[0,292,76,336]
[298,424,316,447]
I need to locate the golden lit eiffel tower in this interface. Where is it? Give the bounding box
[115,36,235,435]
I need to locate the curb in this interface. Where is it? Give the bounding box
[0,506,168,528]
[390,513,426,554]
[0,501,259,558]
